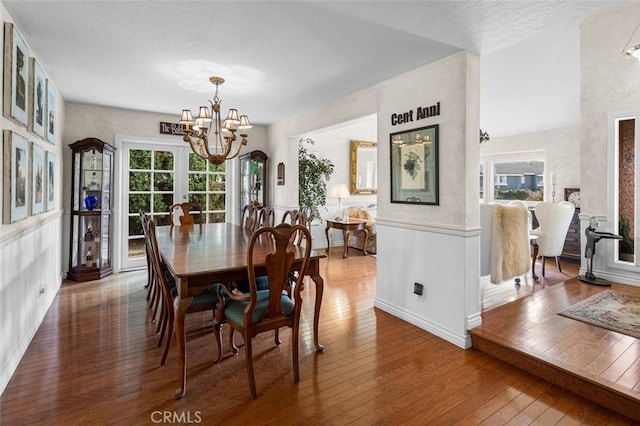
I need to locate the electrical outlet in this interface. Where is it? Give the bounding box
[414,282,424,296]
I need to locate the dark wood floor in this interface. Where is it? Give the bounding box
[0,249,637,424]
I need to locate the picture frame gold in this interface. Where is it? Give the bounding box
[349,140,377,194]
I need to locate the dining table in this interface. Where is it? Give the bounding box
[155,222,326,398]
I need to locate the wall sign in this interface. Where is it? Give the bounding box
[159,122,186,136]
[391,101,440,126]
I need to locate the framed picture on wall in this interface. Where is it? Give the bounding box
[32,143,45,215]
[29,57,46,139]
[3,131,30,223]
[46,79,56,144]
[389,124,439,205]
[46,151,55,211]
[3,22,29,127]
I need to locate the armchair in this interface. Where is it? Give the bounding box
[346,206,377,254]
[530,201,575,276]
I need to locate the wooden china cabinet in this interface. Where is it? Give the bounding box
[239,150,268,208]
[67,137,116,281]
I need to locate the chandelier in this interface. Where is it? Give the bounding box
[179,76,251,164]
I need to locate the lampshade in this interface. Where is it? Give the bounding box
[180,109,194,124]
[329,183,351,199]
[225,108,240,124]
[197,106,212,122]
[238,115,251,129]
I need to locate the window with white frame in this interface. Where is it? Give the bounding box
[480,152,547,204]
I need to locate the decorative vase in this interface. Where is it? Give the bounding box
[84,195,98,211]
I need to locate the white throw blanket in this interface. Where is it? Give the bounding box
[490,203,530,284]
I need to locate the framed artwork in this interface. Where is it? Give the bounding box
[3,22,29,126]
[32,143,45,215]
[29,58,46,139]
[390,124,439,205]
[46,79,56,144]
[2,131,30,223]
[46,151,55,211]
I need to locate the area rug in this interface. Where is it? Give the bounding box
[559,290,640,339]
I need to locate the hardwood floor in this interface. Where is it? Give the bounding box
[0,249,636,424]
[473,258,640,423]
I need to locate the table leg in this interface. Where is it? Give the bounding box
[531,243,539,281]
[174,295,193,399]
[362,229,369,256]
[325,224,330,253]
[342,231,349,258]
[309,272,325,352]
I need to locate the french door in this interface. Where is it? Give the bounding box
[119,140,227,270]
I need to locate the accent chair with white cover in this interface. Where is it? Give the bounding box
[530,201,575,276]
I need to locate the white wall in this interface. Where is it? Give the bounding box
[480,126,581,201]
[63,103,269,271]
[267,51,482,348]
[376,52,481,348]
[294,115,377,248]
[580,3,640,286]
[0,4,66,394]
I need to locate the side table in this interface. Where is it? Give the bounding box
[325,218,369,258]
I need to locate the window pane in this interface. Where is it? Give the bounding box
[129,149,151,169]
[189,153,206,172]
[129,193,150,214]
[154,172,174,191]
[209,174,225,192]
[618,118,635,262]
[493,161,544,201]
[128,215,142,237]
[154,193,173,213]
[189,173,207,192]
[129,171,150,191]
[154,151,174,170]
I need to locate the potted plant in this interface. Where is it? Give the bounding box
[298,138,334,224]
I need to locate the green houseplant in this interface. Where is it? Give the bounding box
[298,138,334,224]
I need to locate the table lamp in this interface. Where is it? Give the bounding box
[329,183,351,221]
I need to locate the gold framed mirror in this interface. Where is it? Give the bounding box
[350,140,377,194]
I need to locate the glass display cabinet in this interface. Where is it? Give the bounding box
[239,150,267,208]
[68,137,115,281]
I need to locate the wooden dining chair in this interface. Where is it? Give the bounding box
[281,209,307,245]
[143,212,221,366]
[140,210,162,324]
[169,202,203,226]
[213,223,313,399]
[257,206,275,228]
[241,201,261,232]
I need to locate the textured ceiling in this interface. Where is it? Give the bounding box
[1,1,623,126]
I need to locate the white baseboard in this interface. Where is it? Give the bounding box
[374,298,470,349]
